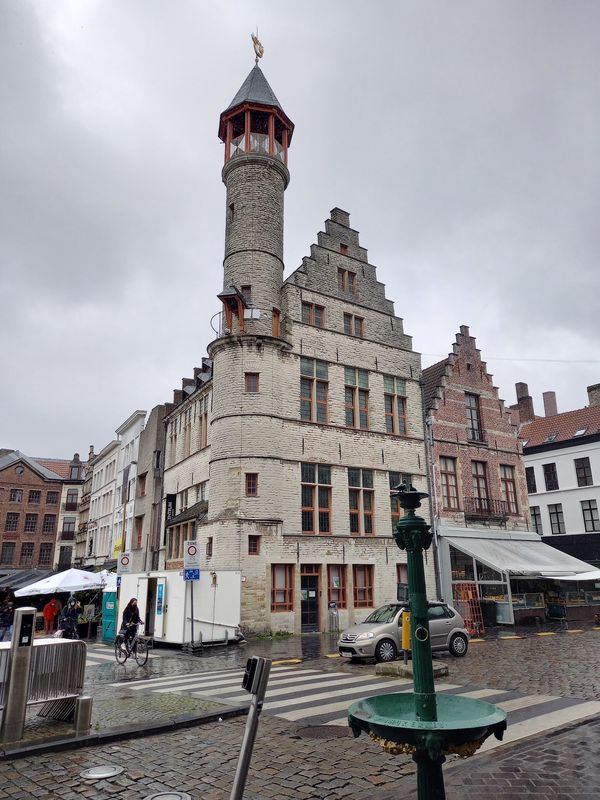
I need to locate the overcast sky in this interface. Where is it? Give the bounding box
[2,1,599,458]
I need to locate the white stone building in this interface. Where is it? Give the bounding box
[111,410,146,558]
[158,64,435,639]
[87,441,119,567]
[518,384,600,565]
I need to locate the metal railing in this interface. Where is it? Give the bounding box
[0,639,86,709]
[463,497,508,518]
[28,640,87,702]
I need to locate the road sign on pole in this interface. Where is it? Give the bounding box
[184,568,200,582]
[184,541,200,569]
[117,551,132,575]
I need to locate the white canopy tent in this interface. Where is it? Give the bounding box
[14,568,110,596]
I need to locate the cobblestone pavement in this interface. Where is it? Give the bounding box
[2,628,600,798]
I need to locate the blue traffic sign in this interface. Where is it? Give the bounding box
[116,576,121,588]
[184,568,200,582]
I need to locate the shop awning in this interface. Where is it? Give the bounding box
[445,534,595,577]
[545,570,600,582]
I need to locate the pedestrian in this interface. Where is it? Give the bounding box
[43,597,60,635]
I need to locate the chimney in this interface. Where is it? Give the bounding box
[588,384,600,407]
[543,391,558,417]
[173,389,184,405]
[514,382,535,424]
[88,445,95,461]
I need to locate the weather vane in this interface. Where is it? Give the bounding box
[251,30,264,65]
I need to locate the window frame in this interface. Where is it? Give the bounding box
[465,393,484,442]
[300,358,329,424]
[582,500,600,533]
[301,463,332,534]
[348,468,375,536]
[383,376,408,436]
[543,463,559,492]
[440,457,459,510]
[301,301,325,328]
[344,368,369,430]
[9,489,23,503]
[471,461,489,511]
[548,503,566,534]
[28,490,41,504]
[248,535,260,555]
[271,564,294,611]
[245,473,259,497]
[5,513,19,532]
[327,564,347,608]
[352,564,374,608]
[525,466,537,494]
[575,457,593,487]
[24,513,38,533]
[500,465,518,514]
[244,372,260,393]
[531,505,543,535]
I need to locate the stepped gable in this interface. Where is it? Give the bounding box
[422,357,450,411]
[521,405,600,448]
[286,208,396,316]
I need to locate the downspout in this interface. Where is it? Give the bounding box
[423,402,443,601]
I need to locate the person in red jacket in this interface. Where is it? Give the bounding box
[43,597,59,635]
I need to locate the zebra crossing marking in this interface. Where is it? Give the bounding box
[107,662,600,753]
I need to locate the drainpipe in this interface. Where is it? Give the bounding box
[423,408,443,602]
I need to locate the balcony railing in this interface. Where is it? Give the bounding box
[463,497,508,520]
[60,530,76,541]
[64,502,78,511]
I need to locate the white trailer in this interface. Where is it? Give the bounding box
[117,570,242,646]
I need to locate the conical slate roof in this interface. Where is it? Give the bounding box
[225,65,283,112]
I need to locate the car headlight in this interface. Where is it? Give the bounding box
[355,632,375,640]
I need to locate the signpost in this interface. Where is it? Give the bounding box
[184,541,200,644]
[117,551,132,575]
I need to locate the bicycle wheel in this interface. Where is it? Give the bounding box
[115,637,128,664]
[134,639,148,667]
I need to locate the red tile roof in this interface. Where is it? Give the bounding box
[33,459,80,480]
[521,406,600,448]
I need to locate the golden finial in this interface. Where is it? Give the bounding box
[251,31,264,65]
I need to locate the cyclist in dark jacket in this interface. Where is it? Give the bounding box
[59,598,79,639]
[121,598,141,646]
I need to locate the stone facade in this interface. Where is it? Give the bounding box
[153,66,434,637]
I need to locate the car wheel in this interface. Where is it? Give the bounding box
[449,633,468,657]
[375,639,397,663]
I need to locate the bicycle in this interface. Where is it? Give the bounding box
[114,623,149,666]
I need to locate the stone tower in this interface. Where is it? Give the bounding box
[216,64,294,339]
[208,65,295,528]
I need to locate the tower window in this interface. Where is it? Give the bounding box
[245,473,259,497]
[340,243,348,255]
[245,373,260,393]
[241,285,252,305]
[228,203,235,222]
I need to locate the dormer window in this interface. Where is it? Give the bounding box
[574,428,587,437]
[544,434,557,443]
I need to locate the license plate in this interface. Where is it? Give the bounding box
[340,649,354,657]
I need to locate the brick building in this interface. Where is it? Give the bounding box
[0,451,67,572]
[156,63,434,638]
[422,327,590,626]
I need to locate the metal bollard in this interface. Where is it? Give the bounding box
[74,696,93,734]
[230,657,271,800]
[0,607,36,743]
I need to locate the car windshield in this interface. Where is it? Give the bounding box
[364,604,401,624]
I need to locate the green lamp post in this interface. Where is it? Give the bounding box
[348,484,507,799]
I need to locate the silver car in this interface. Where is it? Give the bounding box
[338,602,469,663]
